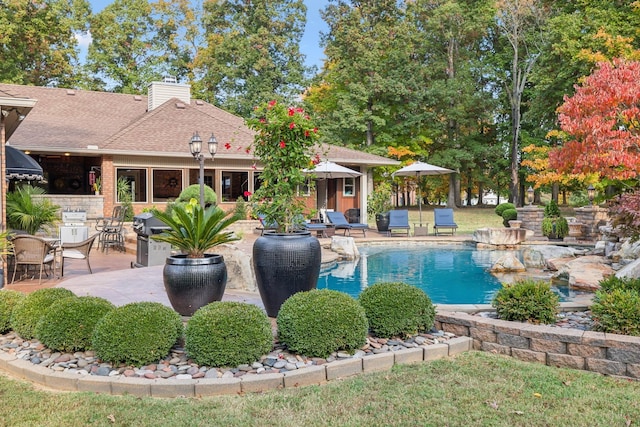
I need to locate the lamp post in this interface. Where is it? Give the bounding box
[189,131,218,209]
[527,186,534,206]
[587,184,595,206]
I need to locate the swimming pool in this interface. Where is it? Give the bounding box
[317,245,577,304]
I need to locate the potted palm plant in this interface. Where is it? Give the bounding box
[151,198,239,316]
[367,181,394,232]
[246,100,322,317]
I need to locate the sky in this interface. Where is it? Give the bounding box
[84,0,329,69]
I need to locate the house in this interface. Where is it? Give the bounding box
[0,80,397,223]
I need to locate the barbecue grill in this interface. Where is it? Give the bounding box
[131,212,172,268]
[60,210,88,244]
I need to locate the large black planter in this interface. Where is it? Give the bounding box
[163,254,227,316]
[376,212,390,232]
[253,231,321,317]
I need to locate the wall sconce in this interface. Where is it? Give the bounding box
[587,184,595,205]
[527,186,534,206]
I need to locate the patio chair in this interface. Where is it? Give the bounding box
[326,211,368,237]
[10,235,57,285]
[257,214,278,235]
[433,208,458,236]
[304,222,330,238]
[387,210,410,237]
[100,206,127,253]
[60,233,98,276]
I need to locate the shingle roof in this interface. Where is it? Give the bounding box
[1,83,398,167]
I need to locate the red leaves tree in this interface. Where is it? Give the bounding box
[549,59,640,181]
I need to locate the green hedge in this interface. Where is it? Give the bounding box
[185,302,272,367]
[277,289,368,358]
[359,282,435,338]
[92,302,183,366]
[492,280,559,324]
[10,288,76,339]
[36,296,115,352]
[0,290,26,334]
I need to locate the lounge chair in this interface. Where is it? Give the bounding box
[433,208,458,236]
[257,214,278,235]
[304,222,330,237]
[326,211,368,237]
[387,210,410,237]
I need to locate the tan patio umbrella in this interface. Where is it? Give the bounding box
[392,161,454,225]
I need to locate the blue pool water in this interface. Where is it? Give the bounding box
[317,245,574,304]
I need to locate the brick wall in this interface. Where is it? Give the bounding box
[436,312,640,378]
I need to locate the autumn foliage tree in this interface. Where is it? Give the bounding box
[549,59,640,181]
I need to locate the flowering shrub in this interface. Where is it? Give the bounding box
[246,100,320,233]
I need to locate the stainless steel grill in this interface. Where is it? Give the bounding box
[131,212,172,268]
[60,210,88,244]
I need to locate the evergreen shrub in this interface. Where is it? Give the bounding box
[502,208,518,227]
[277,289,368,358]
[0,290,26,334]
[35,296,115,352]
[185,302,272,367]
[10,288,76,339]
[591,276,640,336]
[492,280,559,324]
[359,282,435,338]
[495,203,515,217]
[92,302,183,366]
[597,276,640,294]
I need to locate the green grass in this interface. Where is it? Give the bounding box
[2,351,640,426]
[371,206,504,234]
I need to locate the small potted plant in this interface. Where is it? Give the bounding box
[246,100,322,317]
[367,181,393,232]
[541,200,569,240]
[151,198,240,316]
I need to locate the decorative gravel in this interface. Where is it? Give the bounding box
[0,330,457,381]
[474,310,595,331]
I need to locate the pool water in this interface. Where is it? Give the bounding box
[317,245,576,304]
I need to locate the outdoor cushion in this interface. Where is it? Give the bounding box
[326,211,367,237]
[388,210,410,237]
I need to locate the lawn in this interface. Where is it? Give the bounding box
[1,351,639,426]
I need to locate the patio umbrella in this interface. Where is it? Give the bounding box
[392,161,454,225]
[303,161,362,210]
[5,145,44,181]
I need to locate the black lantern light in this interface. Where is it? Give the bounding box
[587,184,595,206]
[190,132,218,209]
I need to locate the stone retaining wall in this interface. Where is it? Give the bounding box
[436,312,640,378]
[0,337,472,397]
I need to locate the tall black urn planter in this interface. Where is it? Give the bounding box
[253,231,321,317]
[376,212,390,232]
[163,254,227,316]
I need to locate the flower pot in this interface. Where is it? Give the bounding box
[253,231,321,317]
[163,254,227,316]
[375,212,390,232]
[508,220,522,229]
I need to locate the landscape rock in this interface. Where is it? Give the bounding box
[215,243,256,292]
[552,255,613,291]
[521,245,581,269]
[490,253,526,272]
[330,236,359,261]
[616,257,640,279]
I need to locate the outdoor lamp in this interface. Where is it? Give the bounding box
[190,131,218,209]
[527,186,534,206]
[587,184,596,205]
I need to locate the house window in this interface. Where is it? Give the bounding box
[297,178,311,196]
[116,168,147,202]
[221,171,248,202]
[152,169,182,202]
[343,177,355,197]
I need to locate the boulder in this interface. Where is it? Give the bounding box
[330,236,359,261]
[490,253,526,272]
[616,257,640,279]
[216,244,257,292]
[552,255,613,291]
[611,239,640,262]
[521,245,582,269]
[472,228,527,245]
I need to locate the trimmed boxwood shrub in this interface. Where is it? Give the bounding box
[501,208,518,227]
[185,302,272,367]
[0,290,26,334]
[35,296,115,352]
[492,279,559,324]
[92,302,183,366]
[495,202,515,217]
[277,289,369,358]
[591,288,640,336]
[359,282,435,338]
[10,288,76,339]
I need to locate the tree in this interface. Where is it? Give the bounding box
[195,0,310,117]
[0,0,90,86]
[549,59,640,181]
[492,0,548,205]
[87,0,190,93]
